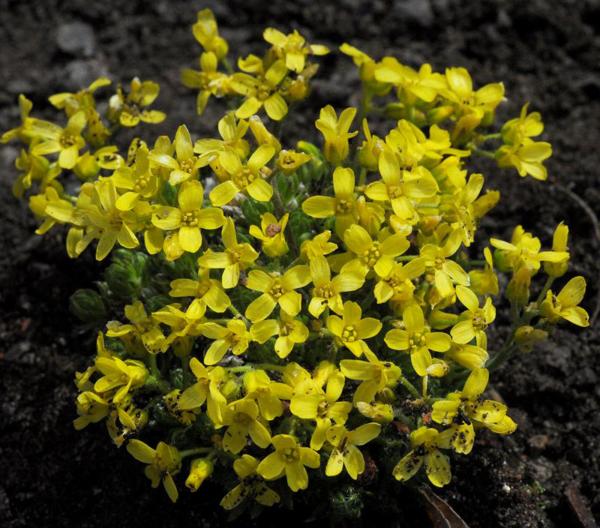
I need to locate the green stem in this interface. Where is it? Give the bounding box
[358,167,367,187]
[482,132,501,141]
[221,57,234,75]
[228,304,248,323]
[473,148,496,160]
[179,447,214,459]
[535,275,554,305]
[147,354,161,379]
[228,363,286,374]
[487,341,518,372]
[399,376,421,399]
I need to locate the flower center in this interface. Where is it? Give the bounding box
[342,325,358,342]
[408,332,427,349]
[266,223,281,237]
[281,447,300,463]
[233,412,251,426]
[180,158,195,174]
[60,133,77,147]
[336,198,352,214]
[269,281,285,299]
[362,243,381,267]
[182,210,201,227]
[233,167,256,189]
[134,175,150,192]
[315,284,335,299]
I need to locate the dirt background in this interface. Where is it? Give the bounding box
[1,0,599,526]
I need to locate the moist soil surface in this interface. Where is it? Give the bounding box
[1,1,599,527]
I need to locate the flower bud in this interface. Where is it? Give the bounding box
[186,458,214,492]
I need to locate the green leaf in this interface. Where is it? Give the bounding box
[69,289,107,322]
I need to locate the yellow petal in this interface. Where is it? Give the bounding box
[246,294,277,322]
[179,226,202,253]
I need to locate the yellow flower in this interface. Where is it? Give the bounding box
[327,301,382,357]
[93,355,148,405]
[442,67,505,136]
[199,319,252,365]
[209,145,275,205]
[249,212,289,257]
[340,353,402,403]
[342,224,410,278]
[151,304,205,357]
[315,105,358,165]
[243,370,293,420]
[31,111,86,169]
[302,166,359,237]
[420,240,469,298]
[30,186,72,236]
[1,94,41,144]
[325,423,381,479]
[197,218,259,288]
[290,365,352,450]
[49,77,111,116]
[150,124,209,185]
[193,112,250,160]
[78,179,145,260]
[263,27,329,73]
[48,77,112,146]
[450,286,495,347]
[308,256,364,317]
[365,148,438,219]
[152,180,225,253]
[432,368,516,455]
[540,276,589,327]
[105,300,167,354]
[109,77,166,127]
[192,8,228,59]
[221,398,272,454]
[248,114,282,151]
[257,434,320,492]
[231,60,289,121]
[375,59,446,103]
[501,103,545,145]
[127,440,181,502]
[111,144,159,210]
[468,247,499,296]
[544,222,569,278]
[186,458,214,492]
[385,304,452,376]
[496,140,552,181]
[392,426,452,487]
[355,401,394,423]
[490,225,568,274]
[177,358,228,426]
[495,105,551,180]
[73,391,109,430]
[357,118,385,170]
[251,311,310,359]
[181,52,234,115]
[374,258,425,304]
[169,266,231,313]
[276,149,312,173]
[244,265,311,322]
[300,230,338,260]
[220,455,280,510]
[10,149,56,198]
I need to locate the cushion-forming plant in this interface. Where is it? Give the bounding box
[2,8,589,519]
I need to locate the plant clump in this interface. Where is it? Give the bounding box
[2,7,589,521]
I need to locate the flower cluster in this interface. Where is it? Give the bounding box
[3,8,588,519]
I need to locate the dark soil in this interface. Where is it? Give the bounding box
[1,0,599,527]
